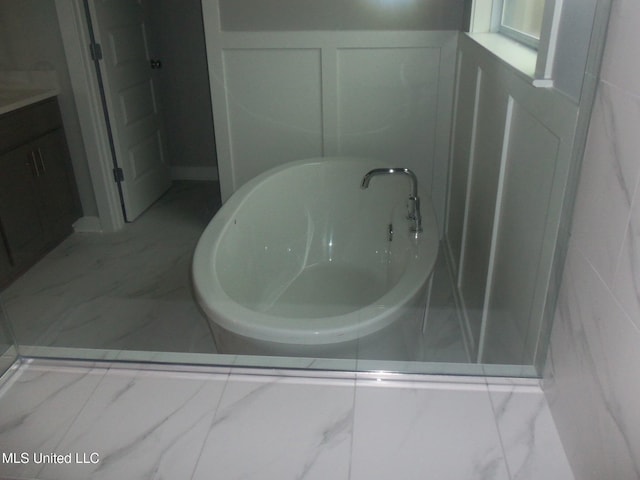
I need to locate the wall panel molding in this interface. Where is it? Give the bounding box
[202,0,458,233]
[445,34,579,363]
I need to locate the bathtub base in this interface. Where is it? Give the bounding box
[193,157,441,361]
[209,284,429,361]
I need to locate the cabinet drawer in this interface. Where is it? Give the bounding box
[0,98,62,153]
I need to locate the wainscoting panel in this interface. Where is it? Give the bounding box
[482,101,561,365]
[222,48,324,188]
[457,70,510,355]
[445,51,480,279]
[202,0,458,232]
[446,34,578,363]
[336,47,441,197]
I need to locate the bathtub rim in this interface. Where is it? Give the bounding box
[192,156,439,346]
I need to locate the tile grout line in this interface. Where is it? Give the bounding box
[32,362,111,479]
[573,244,640,337]
[188,370,232,480]
[484,378,514,480]
[346,375,358,480]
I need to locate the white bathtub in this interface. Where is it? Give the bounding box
[192,157,439,360]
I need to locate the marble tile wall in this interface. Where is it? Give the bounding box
[0,361,573,480]
[543,0,640,478]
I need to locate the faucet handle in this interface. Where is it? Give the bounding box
[407,195,423,233]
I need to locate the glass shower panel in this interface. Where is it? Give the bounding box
[0,302,18,377]
[0,0,610,380]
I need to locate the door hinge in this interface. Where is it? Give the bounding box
[90,42,103,61]
[113,167,125,183]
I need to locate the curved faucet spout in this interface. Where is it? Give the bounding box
[361,168,418,198]
[361,167,423,235]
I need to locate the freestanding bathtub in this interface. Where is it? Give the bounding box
[192,157,439,360]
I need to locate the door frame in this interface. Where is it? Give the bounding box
[55,0,125,232]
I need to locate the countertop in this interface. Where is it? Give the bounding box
[0,87,59,116]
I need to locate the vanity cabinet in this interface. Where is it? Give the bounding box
[0,97,81,287]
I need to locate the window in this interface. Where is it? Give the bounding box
[499,0,546,48]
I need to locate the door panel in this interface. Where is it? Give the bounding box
[89,0,171,221]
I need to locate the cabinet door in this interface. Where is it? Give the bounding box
[0,143,46,267]
[32,130,79,243]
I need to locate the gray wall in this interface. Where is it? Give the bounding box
[0,0,98,218]
[544,0,640,477]
[219,0,464,31]
[146,0,217,174]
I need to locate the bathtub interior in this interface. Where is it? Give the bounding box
[214,160,419,319]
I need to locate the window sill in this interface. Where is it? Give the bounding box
[465,33,552,88]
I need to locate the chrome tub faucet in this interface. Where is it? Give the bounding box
[361,167,423,235]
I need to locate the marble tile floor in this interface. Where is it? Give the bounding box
[1,181,221,354]
[0,181,468,363]
[0,359,574,480]
[420,248,469,363]
[0,179,468,364]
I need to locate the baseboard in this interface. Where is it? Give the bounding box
[73,216,102,233]
[170,166,219,181]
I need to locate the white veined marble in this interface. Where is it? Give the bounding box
[545,246,640,479]
[0,182,219,355]
[0,364,107,479]
[0,361,574,480]
[192,374,355,480]
[569,82,640,287]
[37,368,228,480]
[350,378,510,480]
[488,383,574,480]
[542,2,640,473]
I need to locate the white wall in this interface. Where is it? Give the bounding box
[0,0,98,218]
[543,0,640,477]
[552,0,598,102]
[462,0,602,103]
[446,35,578,363]
[202,0,462,231]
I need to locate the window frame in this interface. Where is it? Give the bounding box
[494,0,545,50]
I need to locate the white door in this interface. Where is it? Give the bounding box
[88,0,171,221]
